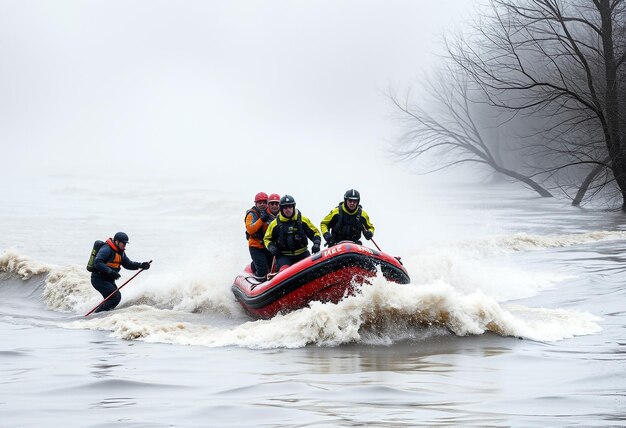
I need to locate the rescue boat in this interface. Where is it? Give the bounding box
[232,241,410,319]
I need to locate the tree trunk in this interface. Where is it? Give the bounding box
[598,0,626,210]
[494,166,553,197]
[572,160,609,206]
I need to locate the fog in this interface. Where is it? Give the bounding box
[1,0,475,187]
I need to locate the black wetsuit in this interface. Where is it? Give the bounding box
[91,241,141,312]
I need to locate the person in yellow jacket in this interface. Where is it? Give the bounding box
[245,192,274,278]
[320,189,375,247]
[264,195,321,272]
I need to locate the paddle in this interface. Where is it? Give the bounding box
[361,224,381,251]
[84,260,152,316]
[267,256,276,279]
[368,235,382,252]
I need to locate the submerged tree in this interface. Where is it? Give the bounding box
[448,0,626,209]
[390,68,553,197]
[393,0,626,209]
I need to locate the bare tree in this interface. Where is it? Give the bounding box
[447,0,626,209]
[390,68,553,197]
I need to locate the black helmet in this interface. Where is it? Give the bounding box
[113,232,129,243]
[279,195,296,207]
[344,189,360,201]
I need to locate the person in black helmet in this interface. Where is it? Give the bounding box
[90,232,151,312]
[264,195,322,271]
[320,189,375,247]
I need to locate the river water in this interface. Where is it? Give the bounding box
[1,174,625,427]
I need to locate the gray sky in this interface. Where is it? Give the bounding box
[1,0,475,193]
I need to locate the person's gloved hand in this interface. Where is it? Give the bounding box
[140,262,151,270]
[111,272,121,280]
[323,232,334,247]
[268,243,280,256]
[260,211,270,222]
[311,239,321,254]
[363,230,373,240]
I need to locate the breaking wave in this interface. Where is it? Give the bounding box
[0,250,239,316]
[0,249,52,280]
[2,228,611,349]
[68,277,601,348]
[453,231,626,255]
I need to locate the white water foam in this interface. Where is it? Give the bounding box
[0,249,52,280]
[5,228,609,349]
[68,276,601,349]
[121,270,242,317]
[400,231,626,301]
[1,249,241,316]
[454,231,626,255]
[5,229,622,317]
[402,249,567,301]
[41,266,96,313]
[0,250,98,313]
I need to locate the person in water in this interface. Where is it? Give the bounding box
[245,192,274,278]
[264,195,321,272]
[91,232,151,312]
[320,189,375,247]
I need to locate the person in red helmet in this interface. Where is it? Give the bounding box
[267,193,281,220]
[244,192,273,278]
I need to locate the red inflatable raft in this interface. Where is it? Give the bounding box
[232,242,410,319]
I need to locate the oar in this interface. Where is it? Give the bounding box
[84,260,152,316]
[369,236,383,252]
[267,256,276,280]
[361,224,382,251]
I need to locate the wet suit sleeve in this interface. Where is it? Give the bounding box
[320,208,338,235]
[361,210,375,234]
[245,212,264,236]
[122,253,141,270]
[302,216,321,244]
[263,220,277,249]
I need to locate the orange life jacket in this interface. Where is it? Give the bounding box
[105,239,123,270]
[245,207,269,249]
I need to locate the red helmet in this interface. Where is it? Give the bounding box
[268,193,280,202]
[254,192,268,202]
